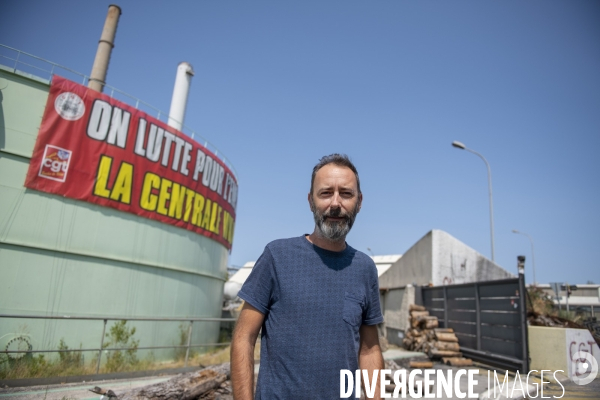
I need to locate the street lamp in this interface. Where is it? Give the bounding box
[367,247,374,257]
[512,229,536,285]
[452,141,496,262]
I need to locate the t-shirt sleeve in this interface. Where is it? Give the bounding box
[237,246,276,315]
[363,267,384,325]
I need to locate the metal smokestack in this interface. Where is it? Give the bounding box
[168,62,195,131]
[88,4,122,92]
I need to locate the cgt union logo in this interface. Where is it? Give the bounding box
[38,145,72,182]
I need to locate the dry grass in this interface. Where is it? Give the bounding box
[157,340,261,370]
[527,286,555,315]
[0,341,261,380]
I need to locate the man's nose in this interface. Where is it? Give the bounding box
[330,192,341,208]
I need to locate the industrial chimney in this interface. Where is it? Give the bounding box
[168,62,195,131]
[88,4,122,92]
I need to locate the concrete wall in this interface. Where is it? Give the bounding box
[378,231,433,288]
[378,229,512,289]
[528,326,600,381]
[378,230,513,344]
[431,230,514,286]
[529,326,569,373]
[380,285,415,345]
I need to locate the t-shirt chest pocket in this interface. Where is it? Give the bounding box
[342,292,364,327]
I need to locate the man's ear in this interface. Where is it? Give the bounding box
[357,193,363,212]
[308,192,314,212]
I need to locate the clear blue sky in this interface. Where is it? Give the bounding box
[2,1,599,284]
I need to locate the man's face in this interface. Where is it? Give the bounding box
[309,163,362,241]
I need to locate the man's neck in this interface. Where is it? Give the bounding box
[306,231,347,252]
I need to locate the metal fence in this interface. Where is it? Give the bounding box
[0,43,238,179]
[0,314,236,374]
[421,275,529,373]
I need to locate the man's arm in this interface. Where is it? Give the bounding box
[231,302,265,400]
[359,324,384,400]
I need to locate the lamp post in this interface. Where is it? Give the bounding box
[367,247,374,257]
[512,229,536,285]
[452,141,495,262]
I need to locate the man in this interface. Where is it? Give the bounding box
[231,154,384,399]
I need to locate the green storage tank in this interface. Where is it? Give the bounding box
[0,51,237,366]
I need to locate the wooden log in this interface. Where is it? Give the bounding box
[423,317,439,329]
[442,357,473,367]
[410,360,434,368]
[433,341,460,351]
[429,349,462,359]
[108,363,230,400]
[435,332,459,342]
[410,304,427,312]
[424,329,435,341]
[414,336,427,351]
[422,342,431,353]
[434,328,454,334]
[411,318,421,328]
[411,310,430,318]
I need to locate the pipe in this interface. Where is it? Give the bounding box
[88,4,122,92]
[168,62,195,131]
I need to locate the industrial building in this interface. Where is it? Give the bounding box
[0,6,236,364]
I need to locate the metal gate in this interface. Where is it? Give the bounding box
[420,275,529,373]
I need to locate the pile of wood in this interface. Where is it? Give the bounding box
[403,304,473,367]
[90,363,232,400]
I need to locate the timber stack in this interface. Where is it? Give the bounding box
[403,304,474,367]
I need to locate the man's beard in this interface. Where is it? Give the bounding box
[310,199,360,242]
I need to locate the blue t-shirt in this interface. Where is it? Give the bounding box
[238,235,384,399]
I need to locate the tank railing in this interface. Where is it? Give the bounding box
[0,43,238,179]
[0,313,237,373]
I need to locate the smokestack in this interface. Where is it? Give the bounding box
[88,4,122,92]
[168,62,195,131]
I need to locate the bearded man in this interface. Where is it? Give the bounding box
[231,154,384,400]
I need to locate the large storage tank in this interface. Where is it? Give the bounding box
[0,47,237,365]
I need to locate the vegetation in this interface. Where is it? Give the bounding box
[0,339,87,379]
[526,286,555,315]
[101,320,140,372]
[527,286,588,325]
[173,323,195,361]
[0,321,232,380]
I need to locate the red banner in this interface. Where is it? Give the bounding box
[25,76,237,250]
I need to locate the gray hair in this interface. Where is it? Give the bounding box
[310,154,361,195]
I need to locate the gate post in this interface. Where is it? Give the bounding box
[517,255,530,373]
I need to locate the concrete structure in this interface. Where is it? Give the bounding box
[378,230,513,289]
[0,53,234,362]
[378,230,514,343]
[372,254,402,277]
[529,326,600,382]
